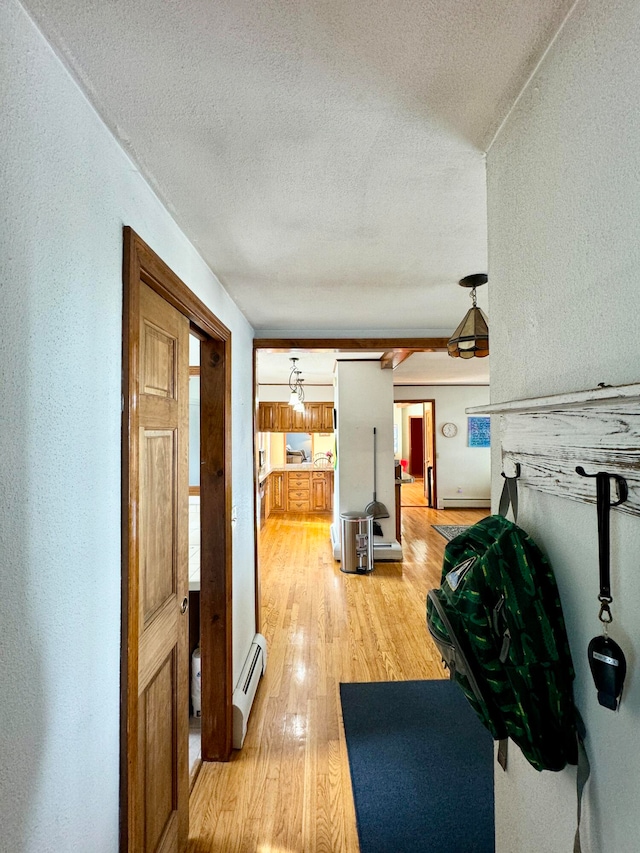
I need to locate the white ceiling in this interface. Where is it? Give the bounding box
[256,348,489,386]
[23,0,572,340]
[257,350,383,385]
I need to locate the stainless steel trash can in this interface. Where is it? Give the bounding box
[340,512,374,574]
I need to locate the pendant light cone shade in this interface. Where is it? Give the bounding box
[447,306,489,358]
[447,274,489,358]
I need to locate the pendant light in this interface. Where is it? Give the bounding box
[287,357,306,411]
[447,273,489,359]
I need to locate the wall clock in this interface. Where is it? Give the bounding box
[442,422,458,438]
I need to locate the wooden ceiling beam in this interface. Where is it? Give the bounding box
[380,349,416,370]
[253,337,449,352]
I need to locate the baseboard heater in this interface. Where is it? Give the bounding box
[232,633,267,749]
[439,497,491,509]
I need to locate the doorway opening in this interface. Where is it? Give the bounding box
[394,400,437,509]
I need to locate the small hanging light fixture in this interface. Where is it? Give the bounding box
[287,357,306,411]
[447,273,489,359]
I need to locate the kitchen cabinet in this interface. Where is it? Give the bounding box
[307,403,333,432]
[265,469,333,513]
[257,402,333,433]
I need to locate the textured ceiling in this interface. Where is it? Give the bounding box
[256,349,489,386]
[23,0,573,334]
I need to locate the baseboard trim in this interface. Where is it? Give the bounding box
[439,498,491,509]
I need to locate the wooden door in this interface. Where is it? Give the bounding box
[423,401,436,508]
[126,281,190,852]
[124,228,233,849]
[409,416,424,477]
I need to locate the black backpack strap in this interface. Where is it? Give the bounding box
[499,464,521,523]
[496,463,521,772]
[573,711,591,853]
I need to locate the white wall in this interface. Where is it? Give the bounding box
[0,2,255,850]
[487,1,640,850]
[394,386,491,505]
[334,362,396,541]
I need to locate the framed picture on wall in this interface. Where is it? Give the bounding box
[468,416,490,448]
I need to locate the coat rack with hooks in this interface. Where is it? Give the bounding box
[468,382,640,518]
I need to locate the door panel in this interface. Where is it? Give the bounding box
[130,281,189,853]
[141,430,176,622]
[142,323,176,398]
[409,416,424,477]
[142,653,177,852]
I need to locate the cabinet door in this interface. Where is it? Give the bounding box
[258,402,277,431]
[275,404,291,432]
[321,404,334,432]
[270,471,284,511]
[311,476,326,511]
[264,478,271,519]
[290,407,306,431]
[305,403,323,432]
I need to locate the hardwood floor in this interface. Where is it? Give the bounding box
[400,477,430,507]
[188,506,488,852]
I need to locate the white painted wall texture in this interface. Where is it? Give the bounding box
[0,2,255,850]
[487,0,640,850]
[394,386,491,505]
[334,362,396,542]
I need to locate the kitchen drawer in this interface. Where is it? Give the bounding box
[288,477,310,489]
[311,471,329,479]
[288,499,311,511]
[288,488,309,500]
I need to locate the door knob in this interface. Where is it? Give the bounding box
[180,597,189,615]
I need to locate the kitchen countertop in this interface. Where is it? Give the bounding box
[260,464,405,481]
[259,463,333,482]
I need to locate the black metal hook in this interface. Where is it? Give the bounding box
[575,466,628,506]
[499,463,521,522]
[501,463,521,480]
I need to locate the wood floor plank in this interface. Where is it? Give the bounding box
[188,505,488,851]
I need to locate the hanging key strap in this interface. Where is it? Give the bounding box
[575,467,627,623]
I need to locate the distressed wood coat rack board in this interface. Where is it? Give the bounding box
[467,382,640,517]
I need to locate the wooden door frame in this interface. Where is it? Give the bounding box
[394,398,437,509]
[121,227,233,849]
